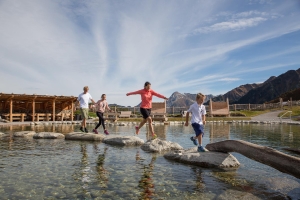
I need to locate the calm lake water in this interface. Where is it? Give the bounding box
[0,122,300,200]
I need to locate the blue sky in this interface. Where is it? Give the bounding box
[0,0,300,106]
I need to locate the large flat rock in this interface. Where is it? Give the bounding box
[33,132,65,139]
[164,147,240,168]
[103,135,144,146]
[141,138,184,152]
[261,177,300,195]
[217,189,261,200]
[65,132,105,141]
[14,131,36,137]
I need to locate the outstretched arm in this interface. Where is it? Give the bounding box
[152,90,168,100]
[126,89,143,96]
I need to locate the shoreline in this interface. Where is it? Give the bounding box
[0,119,299,127]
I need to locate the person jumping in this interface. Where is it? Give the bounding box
[126,82,168,140]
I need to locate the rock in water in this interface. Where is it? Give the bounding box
[14,131,36,137]
[141,138,184,152]
[206,140,300,179]
[65,132,105,141]
[103,136,144,146]
[217,189,261,200]
[164,147,240,168]
[0,132,5,136]
[33,132,65,139]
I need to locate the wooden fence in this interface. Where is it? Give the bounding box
[103,100,300,115]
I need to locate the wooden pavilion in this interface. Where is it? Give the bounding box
[0,93,77,122]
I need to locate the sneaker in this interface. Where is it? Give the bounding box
[135,126,140,135]
[197,146,205,152]
[84,128,88,133]
[93,129,98,134]
[190,137,198,146]
[80,127,84,132]
[104,130,109,135]
[152,133,157,139]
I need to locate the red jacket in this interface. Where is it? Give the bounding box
[127,89,166,108]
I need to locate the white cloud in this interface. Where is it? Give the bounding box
[192,17,267,34]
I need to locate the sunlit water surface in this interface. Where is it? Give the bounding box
[0,122,300,199]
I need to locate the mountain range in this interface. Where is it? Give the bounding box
[166,68,300,107]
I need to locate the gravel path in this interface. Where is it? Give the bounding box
[251,110,291,122]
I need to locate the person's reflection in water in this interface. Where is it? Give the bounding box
[138,153,157,199]
[96,146,109,188]
[155,125,167,140]
[79,144,90,191]
[136,150,141,162]
[191,167,205,191]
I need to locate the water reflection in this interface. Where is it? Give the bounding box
[137,152,157,199]
[192,167,205,191]
[209,123,230,143]
[95,146,109,188]
[78,144,90,193]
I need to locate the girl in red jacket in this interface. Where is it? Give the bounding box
[126,82,168,139]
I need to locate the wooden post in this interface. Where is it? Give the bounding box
[52,99,56,122]
[61,102,65,121]
[209,98,213,117]
[32,99,35,122]
[226,98,230,117]
[9,98,13,122]
[263,103,266,110]
[172,106,174,115]
[290,97,292,109]
[71,101,74,122]
[279,98,283,110]
[248,103,250,111]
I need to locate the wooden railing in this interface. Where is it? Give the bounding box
[94,100,300,115]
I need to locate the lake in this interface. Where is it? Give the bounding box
[0,122,299,199]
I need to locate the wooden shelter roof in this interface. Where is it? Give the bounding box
[0,93,77,102]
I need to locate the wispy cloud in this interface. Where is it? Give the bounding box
[191,17,267,34]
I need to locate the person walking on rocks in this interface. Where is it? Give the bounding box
[93,94,112,135]
[185,93,207,152]
[77,86,96,133]
[126,82,168,140]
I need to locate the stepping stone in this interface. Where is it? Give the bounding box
[103,136,144,146]
[14,131,36,137]
[217,189,260,200]
[0,132,5,137]
[65,132,105,141]
[141,138,183,152]
[33,132,65,139]
[164,147,240,168]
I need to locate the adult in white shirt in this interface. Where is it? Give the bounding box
[77,86,96,133]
